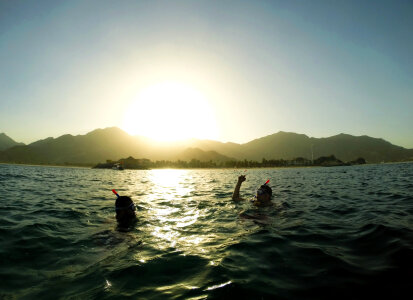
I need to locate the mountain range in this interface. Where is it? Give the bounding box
[0,127,412,165]
[0,133,25,151]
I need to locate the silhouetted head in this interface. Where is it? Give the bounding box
[115,196,136,227]
[256,184,272,203]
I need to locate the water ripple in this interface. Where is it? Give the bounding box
[0,163,412,299]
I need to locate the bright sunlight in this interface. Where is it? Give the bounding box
[122,82,219,141]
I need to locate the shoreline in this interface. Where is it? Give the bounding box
[2,161,412,171]
[0,162,93,169]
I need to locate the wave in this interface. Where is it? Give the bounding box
[1,163,413,299]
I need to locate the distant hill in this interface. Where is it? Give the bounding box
[188,139,244,158]
[0,128,141,164]
[0,127,412,165]
[0,133,24,151]
[241,132,313,160]
[312,133,413,163]
[232,131,413,163]
[175,147,234,162]
[182,131,413,163]
[236,132,413,162]
[0,128,233,164]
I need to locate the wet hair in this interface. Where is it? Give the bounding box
[259,184,272,197]
[115,196,136,226]
[115,196,133,209]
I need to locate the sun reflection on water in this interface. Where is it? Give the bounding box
[148,169,190,187]
[142,169,206,252]
[147,169,193,201]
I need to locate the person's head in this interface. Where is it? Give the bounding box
[115,196,136,226]
[256,184,272,202]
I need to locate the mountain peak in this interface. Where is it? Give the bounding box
[330,133,354,139]
[246,131,310,145]
[0,132,12,139]
[275,131,309,137]
[86,127,129,137]
[177,147,233,162]
[0,133,24,151]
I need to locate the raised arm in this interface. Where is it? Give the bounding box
[232,175,246,201]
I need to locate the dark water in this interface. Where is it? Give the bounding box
[0,163,412,299]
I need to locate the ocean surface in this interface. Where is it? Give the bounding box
[0,163,412,299]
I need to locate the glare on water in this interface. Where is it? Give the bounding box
[0,163,412,299]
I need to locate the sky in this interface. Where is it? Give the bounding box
[1,0,412,147]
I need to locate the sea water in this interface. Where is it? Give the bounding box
[0,163,412,299]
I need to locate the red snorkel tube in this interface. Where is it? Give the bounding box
[112,189,120,198]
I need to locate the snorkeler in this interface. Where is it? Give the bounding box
[90,190,140,247]
[232,175,273,207]
[112,190,137,228]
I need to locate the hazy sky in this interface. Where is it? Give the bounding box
[1,0,412,147]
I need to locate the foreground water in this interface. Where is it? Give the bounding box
[0,163,412,299]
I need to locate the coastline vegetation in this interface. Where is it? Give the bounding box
[93,155,366,170]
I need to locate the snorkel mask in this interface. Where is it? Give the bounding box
[256,179,271,197]
[112,189,137,211]
[257,187,267,195]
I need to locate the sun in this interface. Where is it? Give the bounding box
[122,82,219,142]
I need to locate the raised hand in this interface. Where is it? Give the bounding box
[238,175,246,183]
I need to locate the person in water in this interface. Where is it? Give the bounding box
[232,175,273,207]
[115,195,137,228]
[91,193,139,246]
